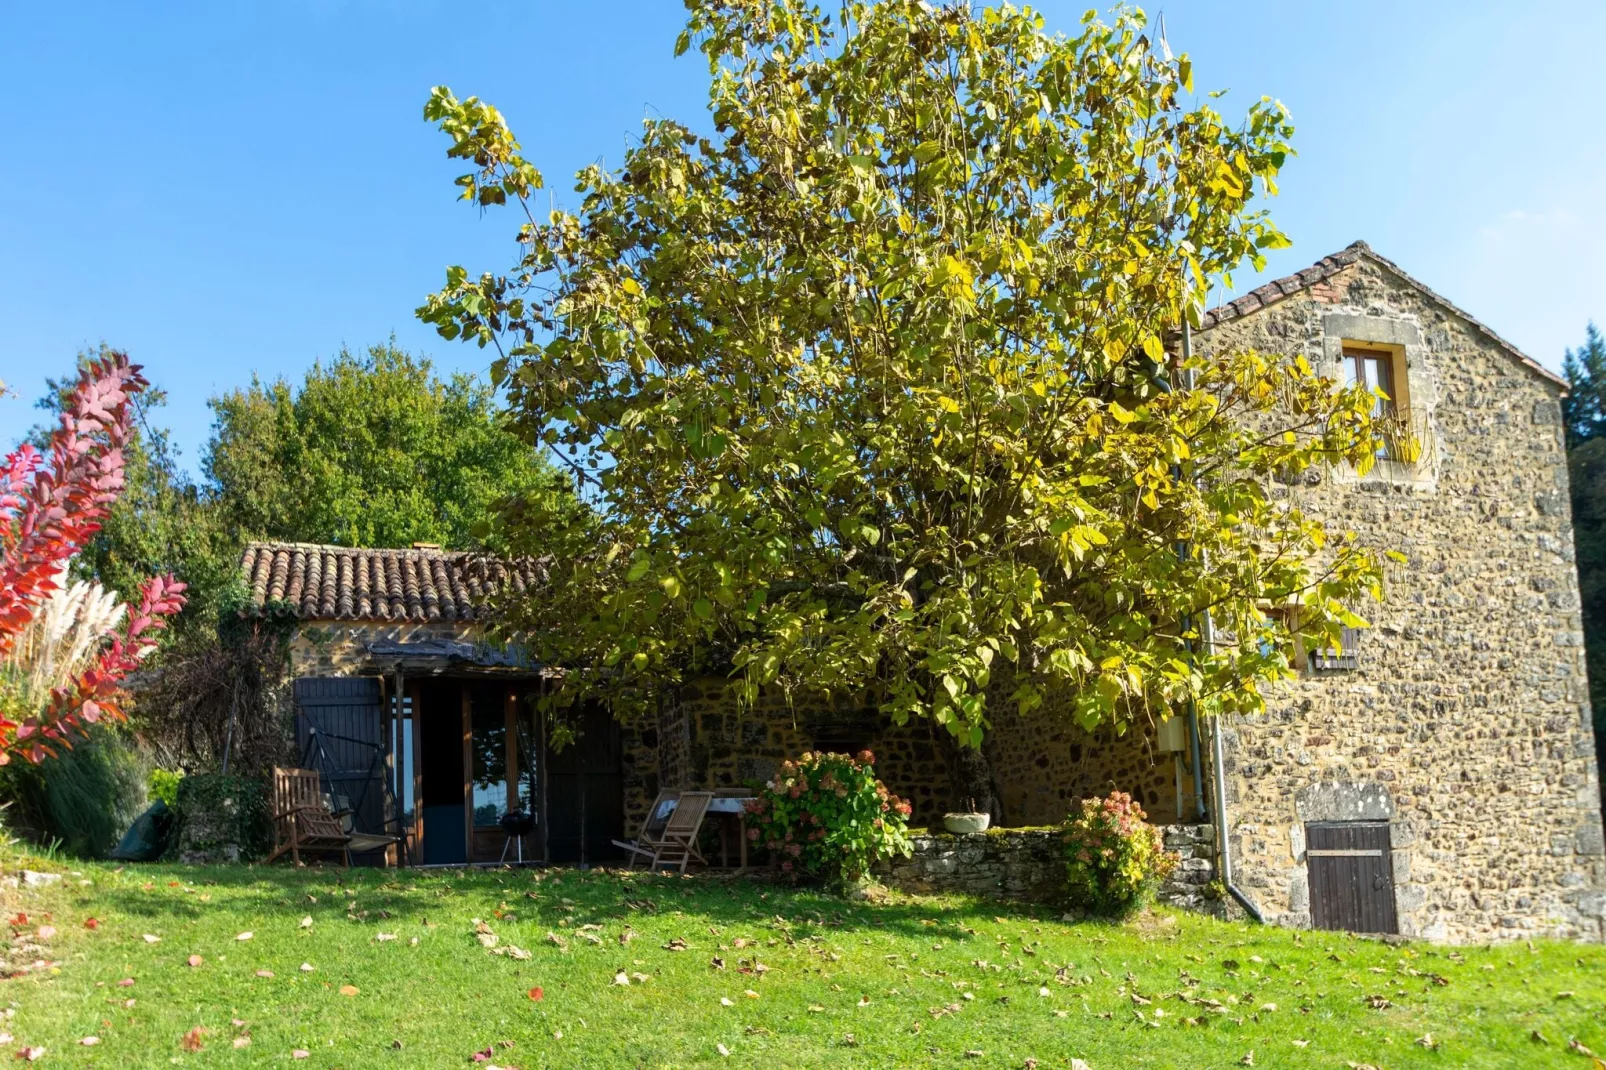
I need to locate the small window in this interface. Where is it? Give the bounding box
[1311,626,1360,672]
[1260,604,1307,671]
[1343,346,1416,463]
[1345,348,1396,417]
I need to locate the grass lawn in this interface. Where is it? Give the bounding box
[3,850,1604,1068]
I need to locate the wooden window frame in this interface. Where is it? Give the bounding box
[1343,344,1418,464]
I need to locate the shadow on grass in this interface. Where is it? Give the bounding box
[79,860,1130,949]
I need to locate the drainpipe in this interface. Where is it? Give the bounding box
[1202,614,1265,924]
[1178,319,1207,823]
[1181,310,1264,923]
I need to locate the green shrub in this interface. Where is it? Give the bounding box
[1060,790,1176,916]
[149,768,184,809]
[168,773,271,862]
[0,725,149,858]
[745,750,912,886]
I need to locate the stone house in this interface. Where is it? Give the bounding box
[244,242,1605,943]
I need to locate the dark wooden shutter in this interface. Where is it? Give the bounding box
[293,677,386,848]
[1306,822,1397,934]
[545,703,624,864]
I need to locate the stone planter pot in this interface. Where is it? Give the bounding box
[943,812,991,835]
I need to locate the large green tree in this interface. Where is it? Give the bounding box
[1562,322,1606,804]
[419,1,1389,778]
[206,342,575,551]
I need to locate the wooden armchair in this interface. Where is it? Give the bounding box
[266,767,352,867]
[612,790,681,869]
[651,791,713,873]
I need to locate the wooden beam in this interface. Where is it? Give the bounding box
[409,679,423,861]
[462,683,473,863]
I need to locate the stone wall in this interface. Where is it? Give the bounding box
[876,824,1219,913]
[985,704,1196,826]
[655,678,1195,832]
[1194,254,1606,943]
[661,681,957,826]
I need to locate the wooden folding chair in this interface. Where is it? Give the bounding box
[650,791,713,873]
[612,789,681,869]
[265,767,353,867]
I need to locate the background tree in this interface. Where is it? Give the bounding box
[419,0,1391,806]
[206,341,577,551]
[1562,322,1606,806]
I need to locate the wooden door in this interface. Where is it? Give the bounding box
[1306,822,1398,934]
[293,677,387,861]
[545,703,625,864]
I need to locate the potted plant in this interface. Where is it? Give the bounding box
[942,799,991,835]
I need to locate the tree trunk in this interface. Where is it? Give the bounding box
[941,731,1004,825]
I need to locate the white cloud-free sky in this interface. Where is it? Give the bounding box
[2,1,1602,465]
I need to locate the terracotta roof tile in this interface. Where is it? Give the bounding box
[240,542,545,623]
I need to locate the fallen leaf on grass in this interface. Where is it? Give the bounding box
[376,933,397,942]
[255,969,275,978]
[299,963,315,972]
[292,1049,309,1059]
[79,1037,99,1047]
[299,917,313,929]
[857,996,871,1007]
[233,1037,251,1049]
[34,926,55,941]
[1569,1039,1597,1057]
[142,934,161,944]
[1239,1054,1255,1067]
[663,937,689,951]
[717,1043,731,1057]
[15,1048,44,1062]
[547,932,568,951]
[181,1026,207,1052]
[1291,1039,1309,1048]
[528,987,544,1002]
[83,918,100,930]
[235,931,253,941]
[339,984,360,996]
[614,971,631,986]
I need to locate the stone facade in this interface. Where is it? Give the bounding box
[876,824,1219,914]
[657,678,1192,829]
[1192,246,1606,943]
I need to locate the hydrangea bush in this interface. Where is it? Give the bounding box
[744,750,913,886]
[1060,790,1177,916]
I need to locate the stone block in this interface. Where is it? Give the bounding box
[1578,821,1605,857]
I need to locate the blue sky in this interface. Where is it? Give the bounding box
[3,1,1602,470]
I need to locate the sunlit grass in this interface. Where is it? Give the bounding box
[5,853,1604,1068]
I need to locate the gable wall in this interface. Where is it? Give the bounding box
[1195,257,1606,942]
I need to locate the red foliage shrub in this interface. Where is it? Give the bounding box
[0,351,185,763]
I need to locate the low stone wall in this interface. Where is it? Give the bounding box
[877,823,1221,914]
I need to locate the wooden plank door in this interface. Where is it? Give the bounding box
[292,677,386,860]
[1306,822,1398,934]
